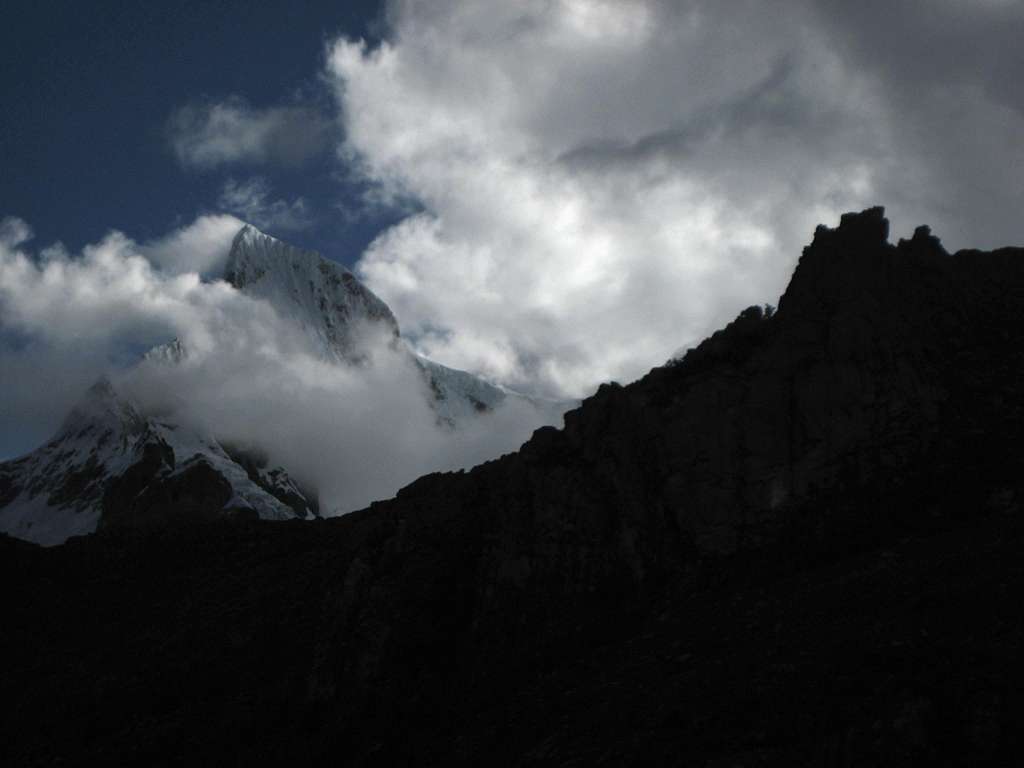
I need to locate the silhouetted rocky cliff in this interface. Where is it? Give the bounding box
[3,208,1024,766]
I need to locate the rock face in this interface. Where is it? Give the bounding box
[3,208,1024,764]
[323,206,1024,620]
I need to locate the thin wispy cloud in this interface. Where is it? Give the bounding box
[218,178,314,232]
[168,96,332,170]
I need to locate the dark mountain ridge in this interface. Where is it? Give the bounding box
[3,207,1024,765]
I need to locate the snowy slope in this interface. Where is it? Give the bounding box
[0,379,149,545]
[414,356,569,426]
[225,225,399,364]
[0,378,316,546]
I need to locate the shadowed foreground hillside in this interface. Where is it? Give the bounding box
[3,208,1024,766]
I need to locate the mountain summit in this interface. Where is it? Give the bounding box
[220,224,561,423]
[225,225,400,363]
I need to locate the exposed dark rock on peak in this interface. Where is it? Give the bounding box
[839,203,888,237]
[781,206,902,318]
[4,209,1024,765]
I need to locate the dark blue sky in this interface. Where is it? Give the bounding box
[1,0,392,266]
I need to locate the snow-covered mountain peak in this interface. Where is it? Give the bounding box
[57,376,146,440]
[0,375,318,546]
[224,224,399,363]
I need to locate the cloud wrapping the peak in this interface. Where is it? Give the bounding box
[0,217,277,357]
[168,97,333,170]
[328,0,1024,397]
[0,216,267,453]
[122,330,555,514]
[142,214,243,277]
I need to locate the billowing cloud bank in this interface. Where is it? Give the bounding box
[0,216,555,512]
[330,0,1024,397]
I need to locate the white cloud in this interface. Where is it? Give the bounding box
[0,216,33,248]
[217,177,314,232]
[327,0,1024,397]
[168,96,332,170]
[0,215,261,455]
[326,2,881,396]
[121,327,552,514]
[142,214,243,277]
[0,217,272,356]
